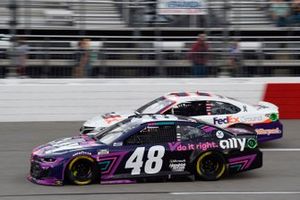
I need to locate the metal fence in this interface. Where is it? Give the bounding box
[1,34,300,78]
[0,0,300,78]
[2,0,300,29]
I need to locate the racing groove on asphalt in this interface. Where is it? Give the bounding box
[0,120,299,200]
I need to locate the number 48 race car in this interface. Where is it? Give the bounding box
[81,92,283,143]
[29,115,262,186]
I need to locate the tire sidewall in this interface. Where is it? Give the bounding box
[67,155,97,185]
[195,151,227,181]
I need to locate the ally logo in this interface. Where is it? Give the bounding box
[219,137,257,151]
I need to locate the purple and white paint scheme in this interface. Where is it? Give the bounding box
[81,92,283,143]
[29,115,262,186]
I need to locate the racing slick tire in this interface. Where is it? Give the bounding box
[66,156,98,185]
[195,151,227,181]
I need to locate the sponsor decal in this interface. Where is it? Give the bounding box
[216,130,224,139]
[219,137,258,151]
[265,113,279,121]
[168,141,218,152]
[239,115,263,123]
[169,159,186,172]
[214,115,265,125]
[247,138,258,149]
[213,116,240,125]
[243,105,248,112]
[256,105,268,110]
[113,142,123,147]
[155,122,175,125]
[219,138,247,151]
[72,151,92,157]
[255,127,282,135]
[102,113,122,124]
[55,180,63,185]
[98,149,110,155]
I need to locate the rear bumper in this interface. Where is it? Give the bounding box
[253,121,283,143]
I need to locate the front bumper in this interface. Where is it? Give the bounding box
[28,156,65,186]
[27,175,63,186]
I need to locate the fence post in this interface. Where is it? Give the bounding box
[7,0,18,78]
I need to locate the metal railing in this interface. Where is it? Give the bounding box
[0,1,300,78]
[1,0,300,30]
[1,34,300,78]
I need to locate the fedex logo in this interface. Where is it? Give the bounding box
[213,116,240,125]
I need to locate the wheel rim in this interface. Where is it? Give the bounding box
[72,160,92,180]
[69,157,94,185]
[197,152,225,179]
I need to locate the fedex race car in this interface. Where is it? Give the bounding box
[81,92,283,142]
[29,115,262,186]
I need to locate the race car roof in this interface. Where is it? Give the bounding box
[164,91,239,103]
[129,114,198,124]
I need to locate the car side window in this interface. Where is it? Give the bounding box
[207,101,241,115]
[169,101,207,117]
[124,124,177,145]
[176,124,209,141]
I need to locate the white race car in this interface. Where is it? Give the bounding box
[81,92,283,142]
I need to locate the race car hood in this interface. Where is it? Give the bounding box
[32,135,101,156]
[83,111,132,129]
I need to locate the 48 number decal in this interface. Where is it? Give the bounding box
[125,145,165,175]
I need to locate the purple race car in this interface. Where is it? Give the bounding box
[28,115,262,186]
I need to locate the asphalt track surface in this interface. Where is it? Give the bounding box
[0,120,299,200]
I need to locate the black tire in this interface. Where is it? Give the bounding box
[195,151,227,181]
[66,156,97,185]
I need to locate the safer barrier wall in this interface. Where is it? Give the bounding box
[0,78,299,122]
[263,83,300,119]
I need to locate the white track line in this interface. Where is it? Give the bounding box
[171,191,300,195]
[261,148,300,152]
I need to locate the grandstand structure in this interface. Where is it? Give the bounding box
[0,0,299,78]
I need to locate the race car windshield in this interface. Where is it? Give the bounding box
[135,96,174,114]
[95,119,139,145]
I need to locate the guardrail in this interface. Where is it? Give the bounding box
[1,32,300,78]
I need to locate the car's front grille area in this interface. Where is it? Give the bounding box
[30,162,49,179]
[32,155,42,162]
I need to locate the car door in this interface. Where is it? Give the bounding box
[117,122,183,178]
[199,101,242,128]
[173,121,221,173]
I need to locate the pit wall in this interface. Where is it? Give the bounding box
[0,77,299,122]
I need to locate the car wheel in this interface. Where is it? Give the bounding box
[67,156,97,185]
[195,151,227,181]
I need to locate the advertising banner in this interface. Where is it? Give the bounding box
[157,0,207,15]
